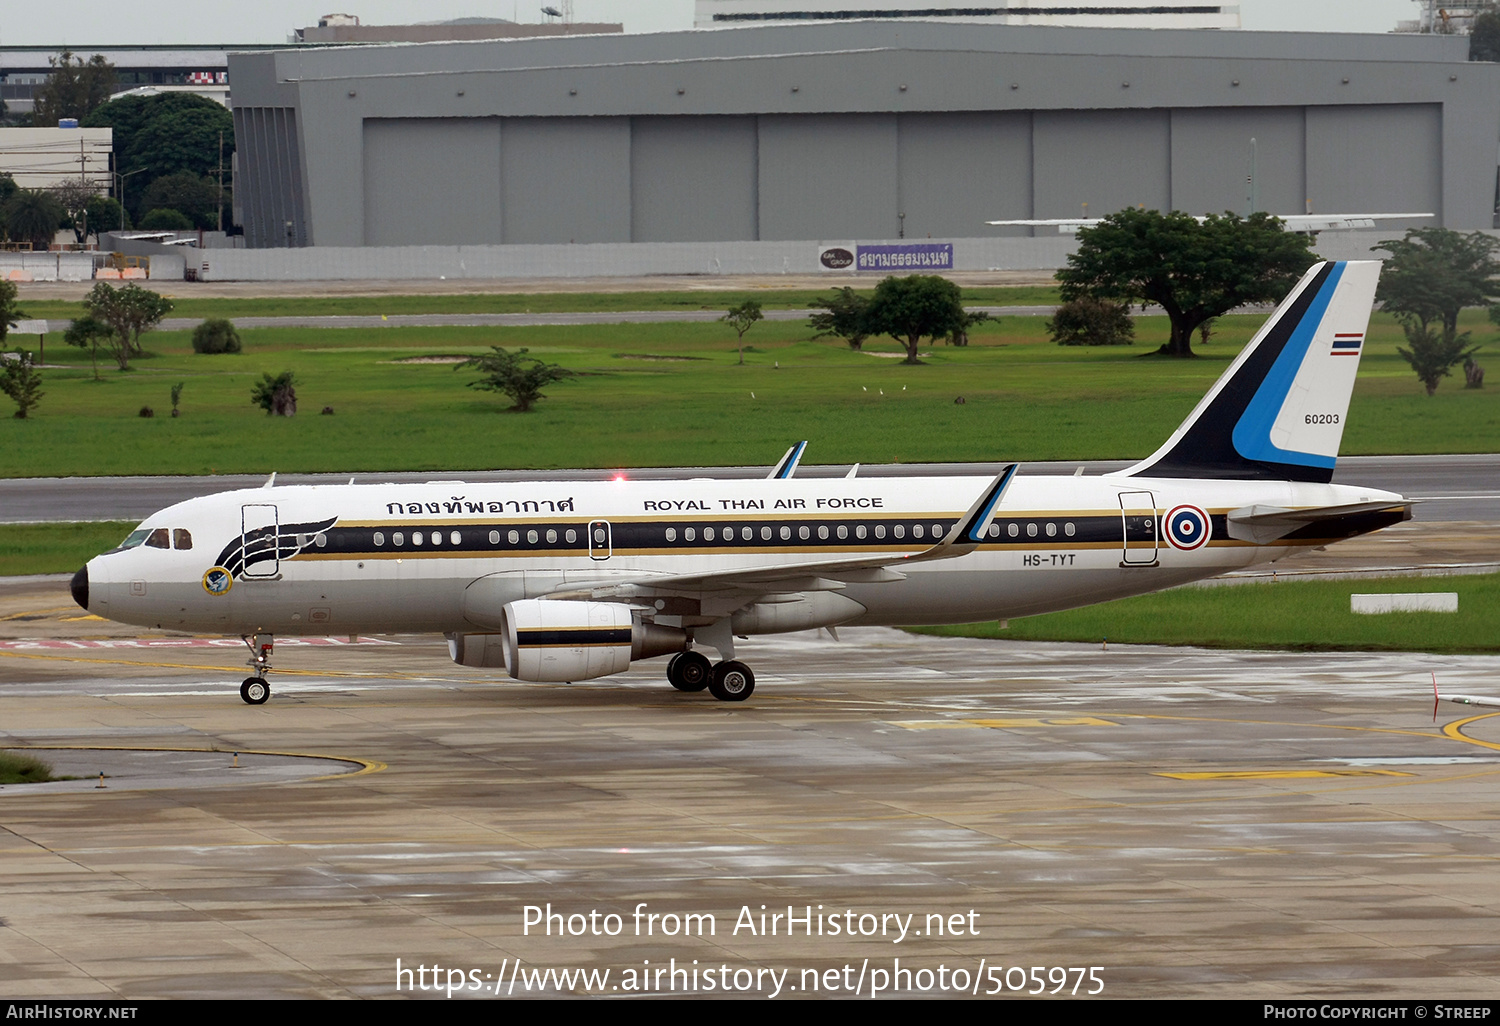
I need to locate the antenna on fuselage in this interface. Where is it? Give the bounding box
[263,472,277,489]
[845,464,860,479]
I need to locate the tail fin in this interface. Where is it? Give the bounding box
[1120,260,1380,483]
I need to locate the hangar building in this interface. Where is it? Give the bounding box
[227,23,1499,252]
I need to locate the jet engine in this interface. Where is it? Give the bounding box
[447,599,686,682]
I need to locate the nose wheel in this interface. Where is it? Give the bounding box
[239,633,275,705]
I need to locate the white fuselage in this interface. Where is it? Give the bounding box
[83,472,1403,637]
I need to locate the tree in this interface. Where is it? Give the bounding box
[63,315,115,380]
[2,189,65,251]
[808,287,871,349]
[251,371,298,416]
[863,275,968,365]
[0,350,44,419]
[50,181,97,245]
[192,318,242,354]
[85,194,126,237]
[721,300,763,366]
[31,51,116,125]
[1057,208,1316,357]
[82,93,233,224]
[458,347,574,412]
[139,171,221,230]
[1047,296,1135,346]
[140,208,195,231]
[1472,7,1500,61]
[1376,228,1500,395]
[82,282,174,368]
[0,279,25,347]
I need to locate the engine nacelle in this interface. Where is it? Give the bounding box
[448,600,687,682]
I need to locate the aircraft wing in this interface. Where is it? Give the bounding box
[551,465,1017,604]
[1224,499,1414,544]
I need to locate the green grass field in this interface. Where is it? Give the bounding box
[0,521,135,577]
[3,305,1496,478]
[16,284,1062,322]
[911,572,1500,654]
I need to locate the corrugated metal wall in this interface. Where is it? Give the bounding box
[233,107,308,249]
[347,105,1445,248]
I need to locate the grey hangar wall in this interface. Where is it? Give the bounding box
[229,23,1499,253]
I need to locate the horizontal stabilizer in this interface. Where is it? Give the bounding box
[1226,500,1415,544]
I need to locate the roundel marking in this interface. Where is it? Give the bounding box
[203,567,234,596]
[1164,505,1211,551]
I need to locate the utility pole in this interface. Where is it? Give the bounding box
[217,131,224,233]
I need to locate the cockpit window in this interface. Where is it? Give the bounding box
[145,528,170,549]
[119,529,151,550]
[173,529,192,550]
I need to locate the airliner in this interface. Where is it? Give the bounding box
[69,260,1410,704]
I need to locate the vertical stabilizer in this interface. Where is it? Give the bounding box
[1119,260,1380,483]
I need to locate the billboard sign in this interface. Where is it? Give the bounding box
[854,243,953,272]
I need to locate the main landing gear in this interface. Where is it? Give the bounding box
[239,633,274,705]
[666,651,755,702]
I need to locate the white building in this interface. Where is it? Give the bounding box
[0,127,112,192]
[694,1,1240,30]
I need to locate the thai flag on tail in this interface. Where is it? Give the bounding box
[1331,333,1363,356]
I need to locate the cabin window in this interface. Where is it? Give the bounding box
[933,523,944,538]
[665,527,677,542]
[912,524,924,540]
[799,525,810,540]
[779,526,791,541]
[173,529,193,550]
[393,532,404,546]
[1026,523,1038,538]
[374,532,385,547]
[1046,522,1057,538]
[314,533,327,548]
[742,526,753,541]
[145,528,170,549]
[704,527,715,542]
[892,524,904,540]
[412,532,423,546]
[508,530,520,545]
[426,531,438,545]
[855,524,867,540]
[1065,522,1076,537]
[873,524,886,539]
[837,525,848,540]
[527,530,538,544]
[566,529,577,544]
[685,527,696,542]
[546,529,557,544]
[489,530,500,545]
[818,525,829,540]
[988,523,1000,538]
[1008,523,1019,538]
[760,526,772,541]
[451,531,462,545]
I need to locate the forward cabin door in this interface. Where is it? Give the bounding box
[1118,491,1158,567]
[241,504,281,578]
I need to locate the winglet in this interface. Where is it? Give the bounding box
[768,441,808,480]
[938,464,1017,549]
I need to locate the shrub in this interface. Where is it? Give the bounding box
[1046,297,1135,346]
[251,370,297,416]
[192,318,241,354]
[138,207,193,231]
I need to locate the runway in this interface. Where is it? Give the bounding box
[1,578,1498,999]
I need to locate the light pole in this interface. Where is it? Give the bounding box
[113,168,147,230]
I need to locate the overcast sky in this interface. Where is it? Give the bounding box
[0,1,1424,46]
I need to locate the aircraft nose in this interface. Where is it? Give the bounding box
[70,565,89,611]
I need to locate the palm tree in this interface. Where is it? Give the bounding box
[3,190,64,251]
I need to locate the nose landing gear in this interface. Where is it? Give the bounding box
[239,633,274,705]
